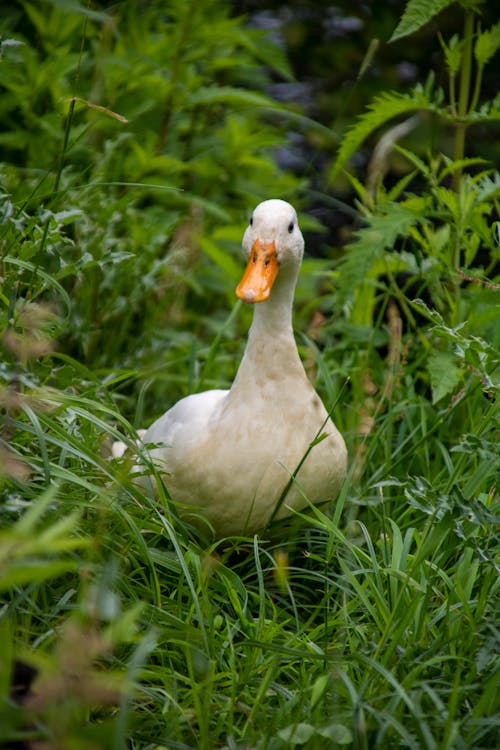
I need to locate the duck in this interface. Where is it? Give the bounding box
[137,199,347,538]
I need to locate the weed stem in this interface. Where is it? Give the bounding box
[452,11,475,191]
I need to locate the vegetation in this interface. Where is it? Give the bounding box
[0,0,498,748]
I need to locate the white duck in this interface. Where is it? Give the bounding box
[139,199,347,537]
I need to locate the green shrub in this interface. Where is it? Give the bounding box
[0,1,498,748]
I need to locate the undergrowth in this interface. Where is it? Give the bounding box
[0,1,498,748]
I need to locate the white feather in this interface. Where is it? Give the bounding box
[139,199,347,537]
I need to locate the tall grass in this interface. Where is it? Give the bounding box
[1,1,498,748]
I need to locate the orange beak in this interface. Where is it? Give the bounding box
[236,239,279,304]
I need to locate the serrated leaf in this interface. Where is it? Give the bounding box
[475,21,500,67]
[427,350,463,404]
[439,33,463,76]
[338,203,422,310]
[330,89,435,183]
[390,0,455,42]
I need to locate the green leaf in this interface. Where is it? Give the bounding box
[278,723,316,745]
[330,89,434,183]
[0,560,79,592]
[474,21,500,67]
[3,257,71,314]
[317,723,353,744]
[37,510,82,547]
[239,32,294,80]
[0,619,13,698]
[199,236,242,282]
[427,350,463,404]
[310,674,329,709]
[390,0,455,42]
[45,0,109,22]
[439,34,463,76]
[0,38,24,60]
[189,86,281,110]
[474,172,500,204]
[338,203,422,311]
[15,482,60,534]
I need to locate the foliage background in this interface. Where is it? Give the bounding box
[0,1,498,748]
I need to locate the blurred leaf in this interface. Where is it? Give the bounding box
[199,236,242,282]
[0,560,79,591]
[318,723,353,744]
[310,673,328,709]
[0,2,498,747]
[278,722,316,745]
[427,350,463,404]
[0,619,13,698]
[45,0,109,22]
[0,483,88,592]
[189,85,284,109]
[0,38,24,59]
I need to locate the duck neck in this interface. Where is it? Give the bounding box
[250,269,296,338]
[231,267,305,390]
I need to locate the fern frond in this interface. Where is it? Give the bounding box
[330,89,435,183]
[390,0,455,42]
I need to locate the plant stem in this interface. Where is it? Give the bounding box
[469,64,483,114]
[452,11,475,191]
[449,72,457,116]
[469,21,483,113]
[54,97,76,198]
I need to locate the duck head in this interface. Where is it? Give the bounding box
[236,199,305,304]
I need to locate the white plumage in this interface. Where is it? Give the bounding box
[137,199,347,537]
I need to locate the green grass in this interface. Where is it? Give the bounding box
[1,1,499,748]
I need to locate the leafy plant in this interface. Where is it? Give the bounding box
[323,0,499,444]
[0,0,498,748]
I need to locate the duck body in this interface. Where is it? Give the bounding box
[141,199,347,537]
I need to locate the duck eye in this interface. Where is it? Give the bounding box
[249,216,253,226]
[288,222,294,233]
